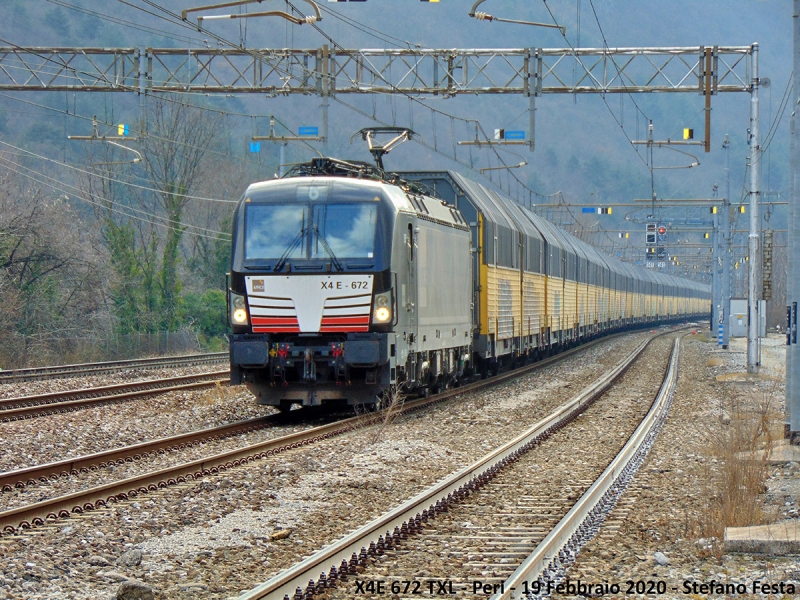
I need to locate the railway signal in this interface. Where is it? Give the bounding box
[646,223,656,245]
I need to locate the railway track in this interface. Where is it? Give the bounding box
[0,352,228,383]
[0,331,640,537]
[0,370,230,421]
[0,415,276,494]
[238,334,681,600]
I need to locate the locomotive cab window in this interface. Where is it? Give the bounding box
[245,204,306,260]
[311,204,377,259]
[244,203,377,261]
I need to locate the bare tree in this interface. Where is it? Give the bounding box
[77,97,227,336]
[0,167,104,366]
[140,96,224,330]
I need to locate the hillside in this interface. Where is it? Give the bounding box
[0,0,791,365]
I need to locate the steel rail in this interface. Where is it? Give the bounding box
[0,330,641,537]
[238,335,660,600]
[0,371,230,421]
[0,415,275,492]
[0,405,363,536]
[492,337,681,600]
[0,352,228,383]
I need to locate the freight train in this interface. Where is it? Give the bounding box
[228,157,709,409]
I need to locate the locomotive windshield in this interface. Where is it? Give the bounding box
[244,202,377,261]
[244,204,306,260]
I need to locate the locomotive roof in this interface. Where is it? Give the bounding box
[243,173,468,231]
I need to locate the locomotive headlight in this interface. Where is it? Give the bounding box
[372,290,393,324]
[230,291,249,326]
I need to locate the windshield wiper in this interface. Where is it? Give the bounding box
[313,227,344,272]
[274,227,305,272]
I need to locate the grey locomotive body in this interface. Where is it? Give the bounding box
[228,159,473,409]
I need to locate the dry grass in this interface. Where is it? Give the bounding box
[197,381,228,407]
[706,357,725,368]
[356,387,407,445]
[698,385,778,549]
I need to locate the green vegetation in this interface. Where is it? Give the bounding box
[0,94,246,366]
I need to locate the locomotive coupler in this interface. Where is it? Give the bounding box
[270,343,290,385]
[331,342,347,385]
[302,348,317,382]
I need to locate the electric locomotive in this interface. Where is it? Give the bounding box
[228,157,473,409]
[229,130,711,410]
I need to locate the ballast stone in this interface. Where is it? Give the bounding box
[86,555,111,567]
[116,579,155,600]
[117,549,143,567]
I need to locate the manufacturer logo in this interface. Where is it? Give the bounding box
[252,279,265,292]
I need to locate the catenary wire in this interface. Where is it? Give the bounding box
[45,0,206,46]
[0,139,237,204]
[0,154,231,240]
[125,0,552,199]
[541,0,649,170]
[0,92,270,175]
